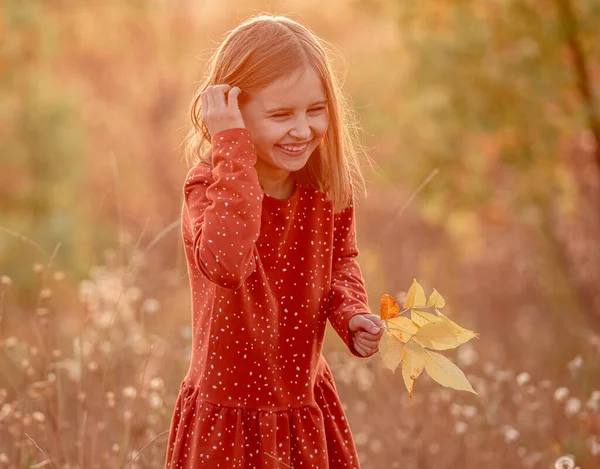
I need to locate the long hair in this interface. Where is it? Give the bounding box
[182,13,375,213]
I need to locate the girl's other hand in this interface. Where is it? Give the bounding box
[349,313,384,358]
[201,84,246,137]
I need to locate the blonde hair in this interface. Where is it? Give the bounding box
[182,13,375,213]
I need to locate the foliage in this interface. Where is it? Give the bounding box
[379,280,478,396]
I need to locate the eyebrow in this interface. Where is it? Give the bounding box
[264,99,328,113]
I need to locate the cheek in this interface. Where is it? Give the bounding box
[315,114,329,137]
[258,123,289,147]
[243,121,271,144]
[248,125,284,157]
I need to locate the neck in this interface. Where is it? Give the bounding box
[259,174,296,197]
[255,160,296,197]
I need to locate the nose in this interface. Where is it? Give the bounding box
[289,116,313,141]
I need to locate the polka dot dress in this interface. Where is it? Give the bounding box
[164,128,371,468]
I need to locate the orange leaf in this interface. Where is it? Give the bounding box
[380,294,400,320]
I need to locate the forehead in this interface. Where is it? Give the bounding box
[253,68,327,108]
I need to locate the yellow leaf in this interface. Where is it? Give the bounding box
[424,350,477,394]
[437,310,479,344]
[401,339,425,398]
[379,281,480,397]
[410,309,441,327]
[403,279,426,309]
[387,316,420,342]
[379,330,404,372]
[380,294,400,320]
[426,288,446,308]
[413,322,462,350]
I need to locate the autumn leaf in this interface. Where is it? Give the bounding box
[380,294,420,341]
[403,279,427,309]
[412,322,465,350]
[380,293,401,320]
[402,339,425,397]
[379,330,404,371]
[410,308,441,327]
[379,280,479,396]
[426,288,446,308]
[424,350,477,394]
[387,316,420,342]
[436,309,479,344]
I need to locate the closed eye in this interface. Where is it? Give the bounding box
[271,107,327,118]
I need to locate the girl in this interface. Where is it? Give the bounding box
[165,13,384,469]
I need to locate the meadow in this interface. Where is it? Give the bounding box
[1,0,599,467]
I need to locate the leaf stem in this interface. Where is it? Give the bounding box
[382,324,416,337]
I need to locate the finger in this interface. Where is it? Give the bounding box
[355,333,380,347]
[357,328,384,340]
[352,336,367,357]
[355,338,379,355]
[355,336,377,356]
[372,315,384,328]
[369,320,385,335]
[368,316,385,333]
[357,340,376,357]
[368,328,385,340]
[227,86,241,110]
[352,315,380,334]
[207,86,217,108]
[212,84,231,107]
[357,342,372,357]
[356,331,379,348]
[356,329,380,341]
[356,337,377,356]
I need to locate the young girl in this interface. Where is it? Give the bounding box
[165,13,384,469]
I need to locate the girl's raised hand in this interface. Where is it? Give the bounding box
[349,313,384,358]
[201,84,246,137]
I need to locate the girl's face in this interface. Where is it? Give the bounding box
[239,67,329,176]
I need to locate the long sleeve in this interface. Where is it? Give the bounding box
[183,127,264,289]
[326,197,371,358]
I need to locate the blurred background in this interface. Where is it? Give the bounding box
[1,0,599,467]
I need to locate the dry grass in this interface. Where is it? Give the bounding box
[2,0,600,468]
[0,246,599,468]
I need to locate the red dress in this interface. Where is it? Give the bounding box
[164,127,371,468]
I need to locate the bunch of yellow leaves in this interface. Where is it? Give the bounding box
[379,279,479,397]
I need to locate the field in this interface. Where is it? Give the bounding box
[1,0,599,467]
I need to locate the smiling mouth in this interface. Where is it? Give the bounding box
[276,140,312,155]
